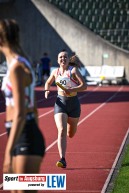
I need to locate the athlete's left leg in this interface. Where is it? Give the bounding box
[67,117,80,138]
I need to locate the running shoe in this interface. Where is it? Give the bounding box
[56,158,67,168]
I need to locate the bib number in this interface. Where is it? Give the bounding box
[60,79,66,86]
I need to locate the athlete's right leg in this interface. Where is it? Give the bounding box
[54,113,68,159]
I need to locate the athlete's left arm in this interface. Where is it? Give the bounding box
[69,67,87,92]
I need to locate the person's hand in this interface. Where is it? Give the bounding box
[3,152,12,173]
[45,90,50,99]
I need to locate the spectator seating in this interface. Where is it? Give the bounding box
[47,0,129,51]
[85,65,125,85]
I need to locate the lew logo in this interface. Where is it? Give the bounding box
[47,175,66,189]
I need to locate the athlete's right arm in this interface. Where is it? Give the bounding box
[3,62,26,173]
[44,69,56,99]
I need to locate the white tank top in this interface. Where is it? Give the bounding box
[55,66,78,91]
[1,56,35,107]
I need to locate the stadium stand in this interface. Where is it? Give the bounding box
[85,65,125,85]
[47,0,129,51]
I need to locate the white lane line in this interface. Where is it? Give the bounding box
[45,140,58,152]
[38,109,54,118]
[79,86,123,125]
[101,127,129,193]
[0,132,7,137]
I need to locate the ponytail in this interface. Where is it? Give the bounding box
[69,55,81,68]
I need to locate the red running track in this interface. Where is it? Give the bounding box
[0,85,129,193]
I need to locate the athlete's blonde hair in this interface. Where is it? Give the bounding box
[69,55,80,68]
